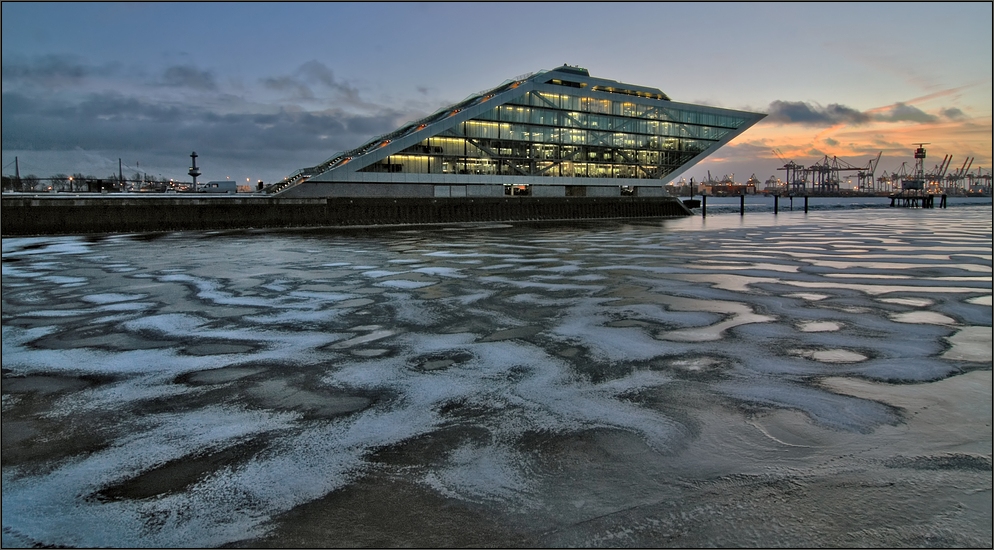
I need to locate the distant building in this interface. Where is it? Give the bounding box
[271,65,765,198]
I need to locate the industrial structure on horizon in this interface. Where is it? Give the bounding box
[265,65,765,199]
[766,146,990,197]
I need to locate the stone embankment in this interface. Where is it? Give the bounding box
[1,195,692,235]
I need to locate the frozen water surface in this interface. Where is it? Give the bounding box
[2,205,991,547]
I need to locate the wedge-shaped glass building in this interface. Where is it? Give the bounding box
[273,65,765,198]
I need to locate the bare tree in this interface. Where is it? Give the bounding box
[52,174,70,192]
[22,174,41,192]
[71,173,90,192]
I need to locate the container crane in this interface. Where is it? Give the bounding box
[946,157,973,192]
[807,155,864,194]
[773,149,806,194]
[925,154,953,193]
[856,151,883,192]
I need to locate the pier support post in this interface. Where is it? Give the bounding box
[774,195,779,215]
[702,195,707,218]
[740,194,745,216]
[804,196,809,213]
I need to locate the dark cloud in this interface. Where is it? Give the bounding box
[1,89,404,180]
[872,102,937,123]
[824,137,839,147]
[0,54,117,86]
[941,107,966,120]
[261,75,314,100]
[765,99,953,126]
[765,100,871,126]
[260,61,368,107]
[298,60,362,102]
[162,65,218,91]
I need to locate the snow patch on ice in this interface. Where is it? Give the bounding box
[376,279,435,289]
[890,311,957,325]
[82,293,148,304]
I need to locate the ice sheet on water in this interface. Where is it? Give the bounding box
[412,266,466,278]
[422,443,535,505]
[376,279,436,289]
[716,380,899,433]
[285,290,358,303]
[0,264,48,279]
[942,326,993,363]
[878,297,934,307]
[97,302,155,312]
[550,300,681,362]
[798,320,842,332]
[1,404,299,548]
[362,269,407,278]
[39,275,88,286]
[13,308,95,317]
[848,357,961,382]
[82,293,148,304]
[890,310,958,325]
[159,273,273,307]
[1,237,92,256]
[324,330,685,455]
[243,308,347,325]
[3,208,990,548]
[124,313,207,334]
[480,275,602,292]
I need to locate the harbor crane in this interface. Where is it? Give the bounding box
[773,149,807,194]
[856,152,883,192]
[928,154,952,183]
[806,155,866,194]
[947,157,974,191]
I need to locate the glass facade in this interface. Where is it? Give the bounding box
[274,66,766,197]
[359,90,748,180]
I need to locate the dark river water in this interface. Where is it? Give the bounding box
[2,201,991,547]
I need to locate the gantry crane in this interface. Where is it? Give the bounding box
[947,157,974,192]
[856,152,883,192]
[926,154,953,192]
[773,149,807,194]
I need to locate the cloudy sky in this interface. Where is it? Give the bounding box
[3,2,991,186]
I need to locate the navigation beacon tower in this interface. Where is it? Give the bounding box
[188,151,201,190]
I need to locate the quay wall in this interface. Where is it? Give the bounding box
[1,195,692,236]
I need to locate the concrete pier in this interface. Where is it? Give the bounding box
[889,193,946,208]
